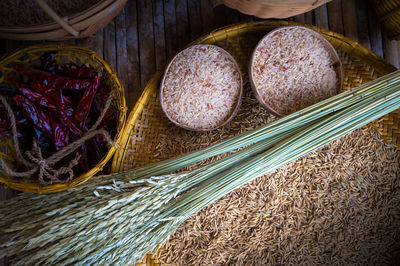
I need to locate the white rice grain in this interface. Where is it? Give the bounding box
[251,27,338,116]
[161,45,241,130]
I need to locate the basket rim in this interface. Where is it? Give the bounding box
[111,19,397,174]
[159,44,244,132]
[195,20,395,74]
[0,0,128,41]
[0,0,114,30]
[0,43,127,193]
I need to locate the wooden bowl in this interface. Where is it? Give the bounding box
[160,44,243,132]
[249,26,344,117]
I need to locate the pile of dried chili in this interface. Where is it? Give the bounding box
[0,52,117,184]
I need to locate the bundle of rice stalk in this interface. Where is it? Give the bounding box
[1,70,400,265]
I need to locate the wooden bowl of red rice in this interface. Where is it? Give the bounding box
[160,44,243,131]
[249,26,343,117]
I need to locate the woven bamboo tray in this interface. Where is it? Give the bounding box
[0,43,127,193]
[111,20,399,265]
[0,0,127,40]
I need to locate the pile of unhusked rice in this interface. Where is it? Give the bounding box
[155,78,400,265]
[161,45,241,130]
[251,27,338,116]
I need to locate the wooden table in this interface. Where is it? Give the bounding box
[0,0,399,264]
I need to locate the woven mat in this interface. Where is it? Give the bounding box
[117,26,398,172]
[112,21,400,265]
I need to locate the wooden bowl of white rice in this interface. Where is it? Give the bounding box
[160,44,243,131]
[250,26,343,117]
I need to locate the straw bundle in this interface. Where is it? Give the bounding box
[1,69,400,265]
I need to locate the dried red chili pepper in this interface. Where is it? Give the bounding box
[98,81,111,101]
[30,81,47,94]
[91,83,116,130]
[30,82,81,135]
[19,88,57,108]
[60,66,97,79]
[90,82,111,119]
[58,88,74,107]
[49,110,70,150]
[14,95,52,138]
[30,82,64,106]
[86,96,112,153]
[85,85,114,164]
[3,62,118,180]
[9,77,58,108]
[29,81,45,94]
[14,63,92,91]
[60,108,81,135]
[31,82,74,107]
[74,76,100,129]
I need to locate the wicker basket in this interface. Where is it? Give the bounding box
[212,0,331,18]
[112,20,399,265]
[0,0,127,41]
[370,0,400,40]
[0,43,127,193]
[249,25,343,117]
[160,44,243,131]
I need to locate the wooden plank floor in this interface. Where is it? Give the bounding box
[0,0,399,264]
[0,0,399,112]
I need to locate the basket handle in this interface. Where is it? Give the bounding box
[34,0,80,37]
